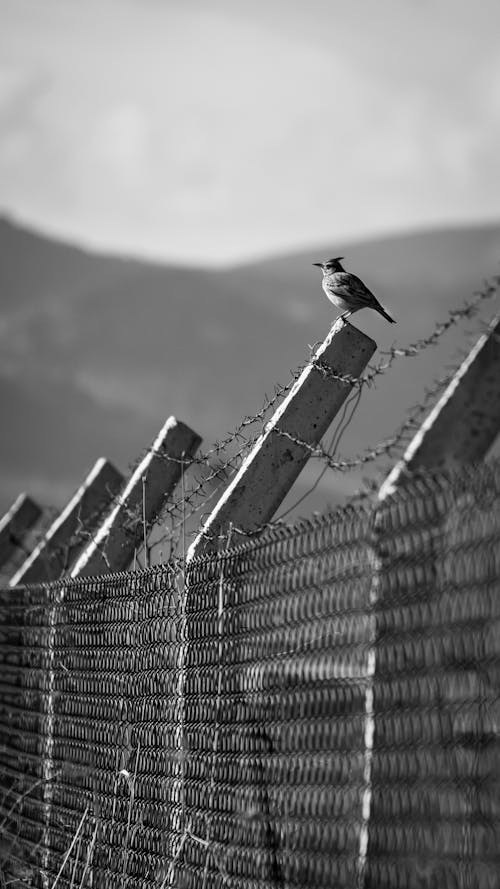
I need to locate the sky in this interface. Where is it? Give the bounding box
[1,0,500,265]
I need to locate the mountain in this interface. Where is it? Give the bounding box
[0,216,499,517]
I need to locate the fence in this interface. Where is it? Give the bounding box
[2,275,499,580]
[1,461,500,888]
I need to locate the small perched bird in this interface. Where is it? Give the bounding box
[313,257,396,324]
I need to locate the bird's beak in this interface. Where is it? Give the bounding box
[312,262,323,267]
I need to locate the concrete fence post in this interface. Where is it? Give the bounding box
[167,320,377,885]
[187,319,377,560]
[71,417,201,577]
[9,459,124,586]
[361,316,500,888]
[380,315,500,498]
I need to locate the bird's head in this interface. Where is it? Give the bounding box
[312,257,345,273]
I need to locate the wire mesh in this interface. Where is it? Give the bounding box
[1,462,500,888]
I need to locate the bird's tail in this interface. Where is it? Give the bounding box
[376,304,396,324]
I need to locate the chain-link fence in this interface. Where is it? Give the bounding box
[1,462,500,888]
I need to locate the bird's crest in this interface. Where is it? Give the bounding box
[313,257,345,271]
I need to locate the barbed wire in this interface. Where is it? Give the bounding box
[5,272,499,577]
[146,273,500,553]
[117,276,500,560]
[274,384,365,523]
[203,368,455,543]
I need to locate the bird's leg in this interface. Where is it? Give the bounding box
[339,311,351,325]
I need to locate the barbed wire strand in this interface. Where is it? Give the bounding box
[12,273,496,573]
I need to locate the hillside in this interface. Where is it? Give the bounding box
[0,216,499,515]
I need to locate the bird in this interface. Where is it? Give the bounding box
[313,257,396,324]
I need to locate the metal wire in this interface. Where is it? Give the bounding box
[7,275,496,572]
[1,462,500,887]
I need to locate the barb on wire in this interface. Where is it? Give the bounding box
[139,274,500,558]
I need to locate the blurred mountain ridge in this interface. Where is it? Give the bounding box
[0,215,499,514]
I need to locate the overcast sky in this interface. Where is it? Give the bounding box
[1,0,499,264]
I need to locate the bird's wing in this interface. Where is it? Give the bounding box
[347,274,378,301]
[330,272,378,304]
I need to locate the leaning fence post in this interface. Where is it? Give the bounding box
[36,416,200,882]
[9,458,124,586]
[169,321,376,885]
[379,315,500,498]
[187,319,377,560]
[361,316,500,888]
[70,417,201,577]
